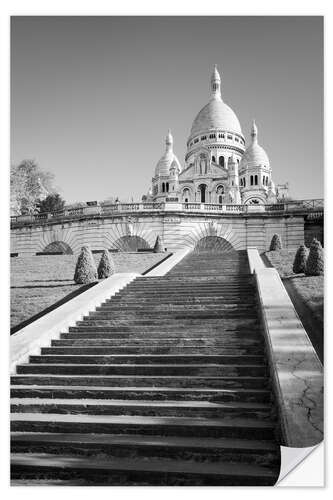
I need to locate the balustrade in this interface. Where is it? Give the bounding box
[10,199,324,227]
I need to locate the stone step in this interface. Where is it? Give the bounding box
[51,338,263,347]
[113,285,254,301]
[10,413,276,440]
[41,345,265,355]
[120,283,254,290]
[84,312,259,320]
[11,385,271,402]
[60,331,262,340]
[107,298,256,305]
[11,398,272,419]
[97,304,256,311]
[11,374,270,389]
[30,354,265,365]
[11,433,279,466]
[69,323,259,332]
[75,318,259,327]
[10,452,278,485]
[16,363,267,377]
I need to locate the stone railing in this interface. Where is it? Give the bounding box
[10,199,323,227]
[247,247,323,447]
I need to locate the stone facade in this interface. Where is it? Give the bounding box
[147,66,281,206]
[10,209,305,256]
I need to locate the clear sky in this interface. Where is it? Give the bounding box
[11,16,323,203]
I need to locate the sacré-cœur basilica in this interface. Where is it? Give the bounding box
[145,65,285,207]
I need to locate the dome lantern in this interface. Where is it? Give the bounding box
[251,119,258,144]
[166,129,173,149]
[211,64,222,101]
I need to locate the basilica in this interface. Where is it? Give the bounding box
[145,65,279,206]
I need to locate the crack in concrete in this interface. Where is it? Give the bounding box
[276,354,323,439]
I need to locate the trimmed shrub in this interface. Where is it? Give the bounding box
[74,245,98,284]
[305,238,324,276]
[98,250,115,279]
[292,244,309,274]
[270,234,282,251]
[153,235,164,253]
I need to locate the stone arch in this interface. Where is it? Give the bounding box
[43,241,73,254]
[194,236,236,253]
[112,235,151,252]
[244,195,266,205]
[180,221,243,252]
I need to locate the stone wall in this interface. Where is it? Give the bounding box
[10,211,306,256]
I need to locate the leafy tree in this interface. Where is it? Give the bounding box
[292,245,309,274]
[305,238,324,276]
[74,246,98,284]
[153,235,164,253]
[38,193,65,214]
[270,234,282,251]
[10,160,55,215]
[98,250,115,279]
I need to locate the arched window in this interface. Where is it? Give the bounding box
[183,188,190,202]
[199,184,207,203]
[162,182,165,192]
[219,156,224,167]
[218,195,223,204]
[166,182,169,192]
[212,155,216,163]
[244,178,246,187]
[255,175,258,185]
[250,175,254,186]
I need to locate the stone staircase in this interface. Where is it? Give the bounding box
[11,250,281,486]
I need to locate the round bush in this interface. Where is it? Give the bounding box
[153,235,164,253]
[270,234,282,251]
[98,250,115,279]
[74,245,98,284]
[292,244,309,274]
[305,238,324,276]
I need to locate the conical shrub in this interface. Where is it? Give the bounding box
[270,234,282,251]
[98,249,115,279]
[305,238,324,276]
[74,245,98,284]
[153,235,164,253]
[292,244,309,274]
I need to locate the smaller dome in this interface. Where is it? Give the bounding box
[239,120,270,170]
[155,130,181,176]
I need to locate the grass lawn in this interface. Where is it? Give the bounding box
[11,252,169,330]
[265,249,324,362]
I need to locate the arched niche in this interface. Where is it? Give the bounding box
[43,241,73,254]
[194,236,236,253]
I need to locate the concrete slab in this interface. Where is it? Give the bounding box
[247,248,323,448]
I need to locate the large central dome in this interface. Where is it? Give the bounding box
[189,65,242,138]
[190,99,242,136]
